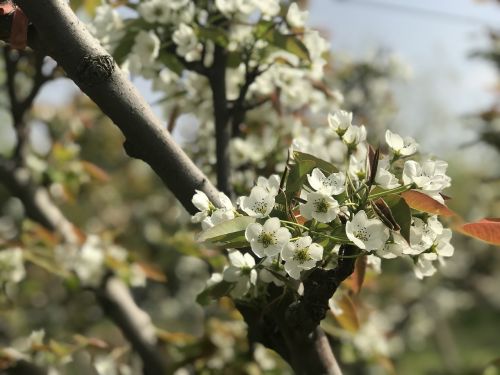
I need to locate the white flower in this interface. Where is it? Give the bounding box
[203,208,235,229]
[343,125,367,146]
[169,0,190,10]
[138,0,171,23]
[132,30,160,67]
[307,168,346,195]
[367,254,382,274]
[239,186,275,218]
[402,160,451,203]
[191,190,213,223]
[300,192,340,223]
[376,233,406,259]
[74,235,105,287]
[215,0,254,17]
[328,110,352,136]
[259,255,286,286]
[173,23,201,62]
[245,217,291,257]
[192,191,234,229]
[256,174,281,196]
[375,158,400,190]
[286,3,308,28]
[375,167,400,189]
[0,247,25,283]
[348,153,367,181]
[281,236,323,279]
[223,250,257,298]
[414,252,438,279]
[346,210,389,250]
[385,130,418,157]
[435,228,454,258]
[129,263,147,288]
[253,0,280,17]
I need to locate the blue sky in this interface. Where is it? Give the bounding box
[308,0,500,157]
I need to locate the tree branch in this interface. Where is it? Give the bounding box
[4,0,219,213]
[208,44,232,196]
[2,47,54,162]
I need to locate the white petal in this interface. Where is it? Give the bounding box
[284,261,302,280]
[281,242,295,261]
[263,217,281,232]
[228,250,246,268]
[308,243,323,261]
[223,266,240,282]
[308,168,326,191]
[245,223,263,242]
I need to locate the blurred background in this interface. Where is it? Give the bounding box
[1,0,500,374]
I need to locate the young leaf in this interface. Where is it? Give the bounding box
[368,185,412,200]
[197,216,255,247]
[81,161,110,182]
[293,151,338,174]
[371,198,400,231]
[332,294,360,333]
[401,190,456,217]
[383,194,412,243]
[136,261,167,282]
[196,26,229,47]
[113,30,138,66]
[456,218,500,245]
[157,52,185,75]
[351,255,367,294]
[285,158,315,198]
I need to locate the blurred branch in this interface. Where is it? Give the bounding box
[0,158,168,375]
[208,43,232,196]
[1,0,220,213]
[2,47,53,161]
[6,360,47,375]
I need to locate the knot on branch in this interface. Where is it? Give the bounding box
[76,54,115,86]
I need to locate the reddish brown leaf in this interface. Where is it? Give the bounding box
[401,190,456,217]
[332,294,360,333]
[351,255,367,294]
[81,161,110,183]
[456,218,500,245]
[137,261,167,282]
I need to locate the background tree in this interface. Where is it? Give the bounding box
[0,1,499,374]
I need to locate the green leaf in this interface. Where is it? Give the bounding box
[196,26,229,47]
[157,51,185,75]
[293,151,338,174]
[196,280,233,305]
[112,19,151,66]
[285,159,315,198]
[197,216,255,247]
[113,31,138,66]
[84,0,101,16]
[368,185,412,200]
[254,20,310,61]
[227,51,243,68]
[384,194,412,243]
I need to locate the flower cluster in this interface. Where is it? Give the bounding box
[192,110,454,299]
[55,235,146,288]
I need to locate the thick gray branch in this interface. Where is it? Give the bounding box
[9,0,219,214]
